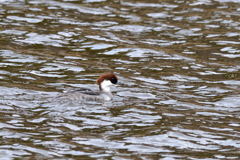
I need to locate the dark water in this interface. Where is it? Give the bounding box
[0,0,240,159]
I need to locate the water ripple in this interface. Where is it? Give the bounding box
[0,0,239,159]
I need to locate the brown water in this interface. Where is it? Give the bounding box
[0,0,240,159]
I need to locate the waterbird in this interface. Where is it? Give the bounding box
[57,72,118,103]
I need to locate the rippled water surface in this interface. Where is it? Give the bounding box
[0,0,240,159]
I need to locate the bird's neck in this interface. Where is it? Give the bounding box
[99,80,112,93]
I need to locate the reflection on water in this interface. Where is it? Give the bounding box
[0,0,240,159]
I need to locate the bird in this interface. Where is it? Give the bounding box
[56,72,118,103]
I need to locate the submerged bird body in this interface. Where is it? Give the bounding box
[56,72,118,103]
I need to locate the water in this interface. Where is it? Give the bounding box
[0,0,240,159]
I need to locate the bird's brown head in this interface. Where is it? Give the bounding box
[96,72,118,86]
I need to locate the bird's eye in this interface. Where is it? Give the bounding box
[110,77,117,84]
